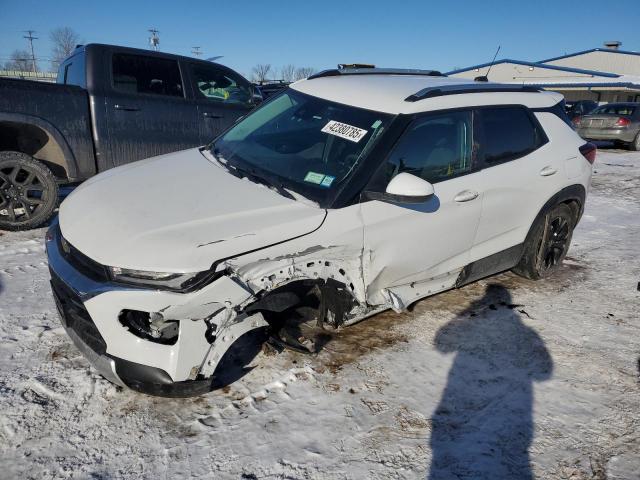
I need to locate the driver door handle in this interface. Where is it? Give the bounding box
[203,112,223,119]
[454,190,479,203]
[540,166,557,176]
[114,104,140,111]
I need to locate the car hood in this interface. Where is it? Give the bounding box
[59,148,326,272]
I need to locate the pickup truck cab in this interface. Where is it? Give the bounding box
[0,43,258,230]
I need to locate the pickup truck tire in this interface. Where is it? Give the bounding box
[0,151,58,231]
[512,203,574,280]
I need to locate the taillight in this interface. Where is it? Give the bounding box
[580,142,597,164]
[572,116,582,127]
[615,117,631,127]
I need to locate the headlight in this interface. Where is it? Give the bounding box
[108,266,222,292]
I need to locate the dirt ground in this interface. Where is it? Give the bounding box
[0,148,638,479]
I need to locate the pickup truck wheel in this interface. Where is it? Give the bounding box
[0,151,59,231]
[512,203,574,280]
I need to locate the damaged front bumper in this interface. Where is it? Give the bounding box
[46,223,267,397]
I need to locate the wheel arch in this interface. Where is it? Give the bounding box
[525,184,586,244]
[0,112,80,181]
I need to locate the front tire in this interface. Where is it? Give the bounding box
[0,151,59,231]
[513,203,574,280]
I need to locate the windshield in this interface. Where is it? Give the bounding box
[591,104,636,116]
[210,89,392,205]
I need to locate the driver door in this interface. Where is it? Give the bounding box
[361,110,483,306]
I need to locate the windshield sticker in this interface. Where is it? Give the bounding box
[321,120,368,143]
[304,171,325,184]
[320,175,335,188]
[371,119,382,129]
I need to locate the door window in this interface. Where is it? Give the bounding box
[189,63,252,105]
[376,110,474,187]
[478,107,545,165]
[112,53,184,97]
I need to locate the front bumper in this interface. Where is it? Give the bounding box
[576,126,638,143]
[46,223,263,397]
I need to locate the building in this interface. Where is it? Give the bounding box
[447,43,640,103]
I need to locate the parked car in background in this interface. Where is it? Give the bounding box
[573,102,640,150]
[565,100,598,120]
[253,80,290,99]
[47,70,593,396]
[0,43,259,230]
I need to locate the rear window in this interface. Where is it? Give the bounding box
[478,107,545,165]
[57,53,85,88]
[112,53,184,97]
[592,105,636,116]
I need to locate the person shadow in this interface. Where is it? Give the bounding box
[428,284,553,479]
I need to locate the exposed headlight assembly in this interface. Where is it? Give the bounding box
[108,266,222,292]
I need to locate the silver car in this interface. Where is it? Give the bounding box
[574,102,640,150]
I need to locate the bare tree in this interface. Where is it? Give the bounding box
[280,64,296,82]
[251,64,272,83]
[50,27,81,70]
[294,67,316,80]
[3,50,33,71]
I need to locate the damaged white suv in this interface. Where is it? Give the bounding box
[47,68,595,396]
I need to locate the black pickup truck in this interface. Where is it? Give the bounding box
[0,43,259,230]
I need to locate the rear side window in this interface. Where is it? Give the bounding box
[478,107,545,165]
[112,54,184,97]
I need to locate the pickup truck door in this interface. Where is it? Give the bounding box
[102,52,201,168]
[185,62,254,145]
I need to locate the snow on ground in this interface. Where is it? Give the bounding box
[0,149,639,479]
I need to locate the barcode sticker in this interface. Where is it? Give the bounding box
[321,120,368,143]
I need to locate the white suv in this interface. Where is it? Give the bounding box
[46,68,595,396]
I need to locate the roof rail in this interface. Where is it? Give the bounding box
[308,67,445,80]
[405,83,542,102]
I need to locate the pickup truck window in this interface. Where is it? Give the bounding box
[112,53,184,98]
[189,63,252,105]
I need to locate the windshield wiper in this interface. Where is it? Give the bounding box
[207,145,297,201]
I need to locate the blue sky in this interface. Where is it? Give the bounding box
[1,0,639,78]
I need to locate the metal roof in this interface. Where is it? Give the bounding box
[538,48,640,64]
[446,59,620,78]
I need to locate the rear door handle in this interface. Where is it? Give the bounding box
[540,166,557,176]
[114,104,140,111]
[203,112,223,119]
[454,190,479,203]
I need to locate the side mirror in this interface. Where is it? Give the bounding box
[365,173,434,204]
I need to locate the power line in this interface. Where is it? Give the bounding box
[148,28,160,51]
[191,46,202,57]
[23,30,38,73]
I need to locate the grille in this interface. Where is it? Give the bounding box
[50,270,107,356]
[58,230,109,282]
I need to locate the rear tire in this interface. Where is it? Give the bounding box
[0,151,59,231]
[631,133,640,151]
[513,203,574,280]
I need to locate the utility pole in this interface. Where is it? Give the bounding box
[148,28,160,51]
[23,30,38,73]
[191,46,202,57]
